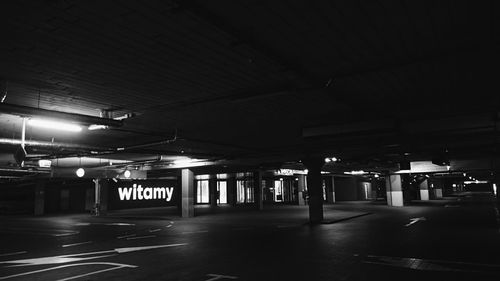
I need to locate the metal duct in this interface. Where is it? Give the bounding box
[0,103,123,127]
[0,138,112,152]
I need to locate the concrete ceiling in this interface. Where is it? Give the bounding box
[0,0,499,180]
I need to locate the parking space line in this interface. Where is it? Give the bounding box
[0,251,27,257]
[205,273,238,280]
[52,231,80,237]
[126,235,156,240]
[62,241,92,248]
[0,262,136,281]
[117,234,136,239]
[180,230,209,234]
[149,229,162,233]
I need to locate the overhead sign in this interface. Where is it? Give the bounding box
[118,184,174,201]
[274,169,305,176]
[108,179,179,210]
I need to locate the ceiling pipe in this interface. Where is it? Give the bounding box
[116,130,177,151]
[0,103,123,127]
[0,138,112,152]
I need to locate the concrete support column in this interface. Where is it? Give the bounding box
[253,171,263,210]
[304,157,324,223]
[419,179,430,201]
[325,176,336,203]
[93,179,101,216]
[265,179,274,203]
[209,176,217,208]
[34,181,45,216]
[297,175,306,205]
[432,179,443,199]
[386,174,404,207]
[182,169,195,218]
[227,174,237,206]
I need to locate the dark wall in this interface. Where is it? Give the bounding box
[0,182,34,215]
[45,179,93,213]
[334,177,358,201]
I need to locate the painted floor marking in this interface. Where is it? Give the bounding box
[405,217,426,227]
[149,228,162,233]
[166,225,173,228]
[0,252,27,257]
[0,262,136,280]
[117,233,136,239]
[126,235,156,240]
[361,254,500,274]
[62,241,92,248]
[75,222,135,226]
[180,230,209,234]
[1,228,79,237]
[53,231,80,237]
[0,244,187,267]
[205,273,238,280]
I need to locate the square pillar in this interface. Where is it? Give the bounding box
[182,169,195,218]
[297,175,306,205]
[253,171,263,210]
[34,181,45,216]
[419,179,429,201]
[386,175,404,207]
[209,176,217,208]
[227,175,237,206]
[325,176,335,203]
[431,179,443,199]
[304,157,325,223]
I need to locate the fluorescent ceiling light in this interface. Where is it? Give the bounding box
[28,119,82,132]
[344,170,366,175]
[88,124,108,130]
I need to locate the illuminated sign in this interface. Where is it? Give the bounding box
[118,184,174,201]
[274,169,305,176]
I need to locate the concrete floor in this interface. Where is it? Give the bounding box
[1,194,499,281]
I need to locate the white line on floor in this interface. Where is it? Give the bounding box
[0,262,136,281]
[180,230,209,234]
[61,241,92,248]
[52,231,80,237]
[149,229,162,233]
[117,234,136,239]
[126,235,156,240]
[0,251,27,257]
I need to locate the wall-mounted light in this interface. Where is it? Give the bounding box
[28,118,82,132]
[124,170,131,178]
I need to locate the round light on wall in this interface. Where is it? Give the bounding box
[124,170,131,178]
[76,168,85,177]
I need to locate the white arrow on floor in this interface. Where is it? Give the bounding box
[405,217,426,227]
[0,243,188,267]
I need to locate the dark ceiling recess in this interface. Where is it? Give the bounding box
[0,0,498,180]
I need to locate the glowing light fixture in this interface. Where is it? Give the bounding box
[493,183,497,195]
[88,124,108,131]
[76,167,85,177]
[173,158,197,166]
[124,170,131,178]
[28,118,82,132]
[344,170,367,175]
[324,157,338,163]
